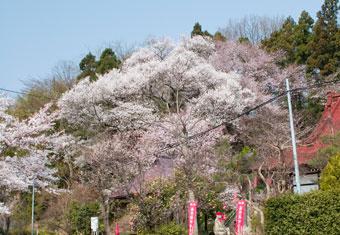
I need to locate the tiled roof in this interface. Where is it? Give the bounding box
[282,92,340,169]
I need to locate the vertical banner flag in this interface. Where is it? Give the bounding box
[188,201,197,235]
[235,200,246,235]
[115,223,120,235]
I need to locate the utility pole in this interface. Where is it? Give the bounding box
[286,79,301,194]
[31,177,35,235]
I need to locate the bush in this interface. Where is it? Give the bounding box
[69,201,100,234]
[264,189,340,235]
[155,222,187,235]
[320,153,340,190]
[140,222,187,235]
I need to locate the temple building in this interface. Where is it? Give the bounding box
[285,92,340,193]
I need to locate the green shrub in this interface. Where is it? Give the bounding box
[140,222,187,235]
[265,189,340,235]
[69,201,100,234]
[320,153,340,190]
[155,222,187,235]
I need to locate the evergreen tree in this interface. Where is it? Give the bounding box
[78,53,97,81]
[262,17,296,65]
[306,0,339,77]
[191,22,212,38]
[238,36,250,44]
[293,11,314,64]
[96,48,121,75]
[191,22,203,37]
[213,31,227,42]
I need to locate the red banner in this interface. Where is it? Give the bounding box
[188,201,197,235]
[115,223,120,235]
[235,200,246,235]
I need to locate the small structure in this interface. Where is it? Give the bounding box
[253,92,340,193]
[285,92,340,192]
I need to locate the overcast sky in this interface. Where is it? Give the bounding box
[0,0,323,92]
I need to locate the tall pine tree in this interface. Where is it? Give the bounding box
[77,53,97,81]
[262,17,296,65]
[191,22,212,38]
[293,11,314,64]
[306,0,339,77]
[96,48,121,75]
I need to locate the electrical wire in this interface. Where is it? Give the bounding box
[0,87,53,100]
[159,76,340,152]
[1,74,339,153]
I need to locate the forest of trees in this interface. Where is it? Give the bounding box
[0,0,339,234]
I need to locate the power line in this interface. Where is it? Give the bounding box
[0,88,53,100]
[159,76,340,152]
[1,75,339,152]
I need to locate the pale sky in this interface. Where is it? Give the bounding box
[0,0,323,92]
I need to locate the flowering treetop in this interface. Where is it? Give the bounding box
[0,94,70,191]
[58,36,256,132]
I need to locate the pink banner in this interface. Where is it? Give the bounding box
[188,201,197,235]
[235,200,246,235]
[115,223,120,235]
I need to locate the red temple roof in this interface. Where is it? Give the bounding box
[284,92,340,168]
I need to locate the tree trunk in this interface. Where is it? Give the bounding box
[204,212,208,232]
[176,89,180,114]
[101,199,111,235]
[258,163,271,199]
[4,216,10,235]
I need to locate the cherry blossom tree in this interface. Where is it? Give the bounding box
[146,111,224,180]
[0,92,74,192]
[211,40,306,100]
[58,36,256,132]
[0,93,74,233]
[56,38,261,216]
[79,132,155,235]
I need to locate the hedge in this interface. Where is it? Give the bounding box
[264,189,340,235]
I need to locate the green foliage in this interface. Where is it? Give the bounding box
[140,222,187,235]
[69,201,100,234]
[320,153,340,190]
[191,22,212,38]
[238,36,250,44]
[10,192,51,233]
[214,145,256,184]
[265,189,340,235]
[214,138,230,157]
[77,49,121,81]
[155,222,187,235]
[262,16,296,66]
[306,0,339,77]
[296,95,324,131]
[96,48,121,75]
[293,11,314,64]
[78,53,97,81]
[173,171,224,234]
[8,89,50,120]
[310,132,340,169]
[262,0,339,77]
[192,22,237,42]
[9,75,74,119]
[213,31,227,42]
[2,146,29,157]
[133,174,223,234]
[251,212,264,235]
[134,180,178,231]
